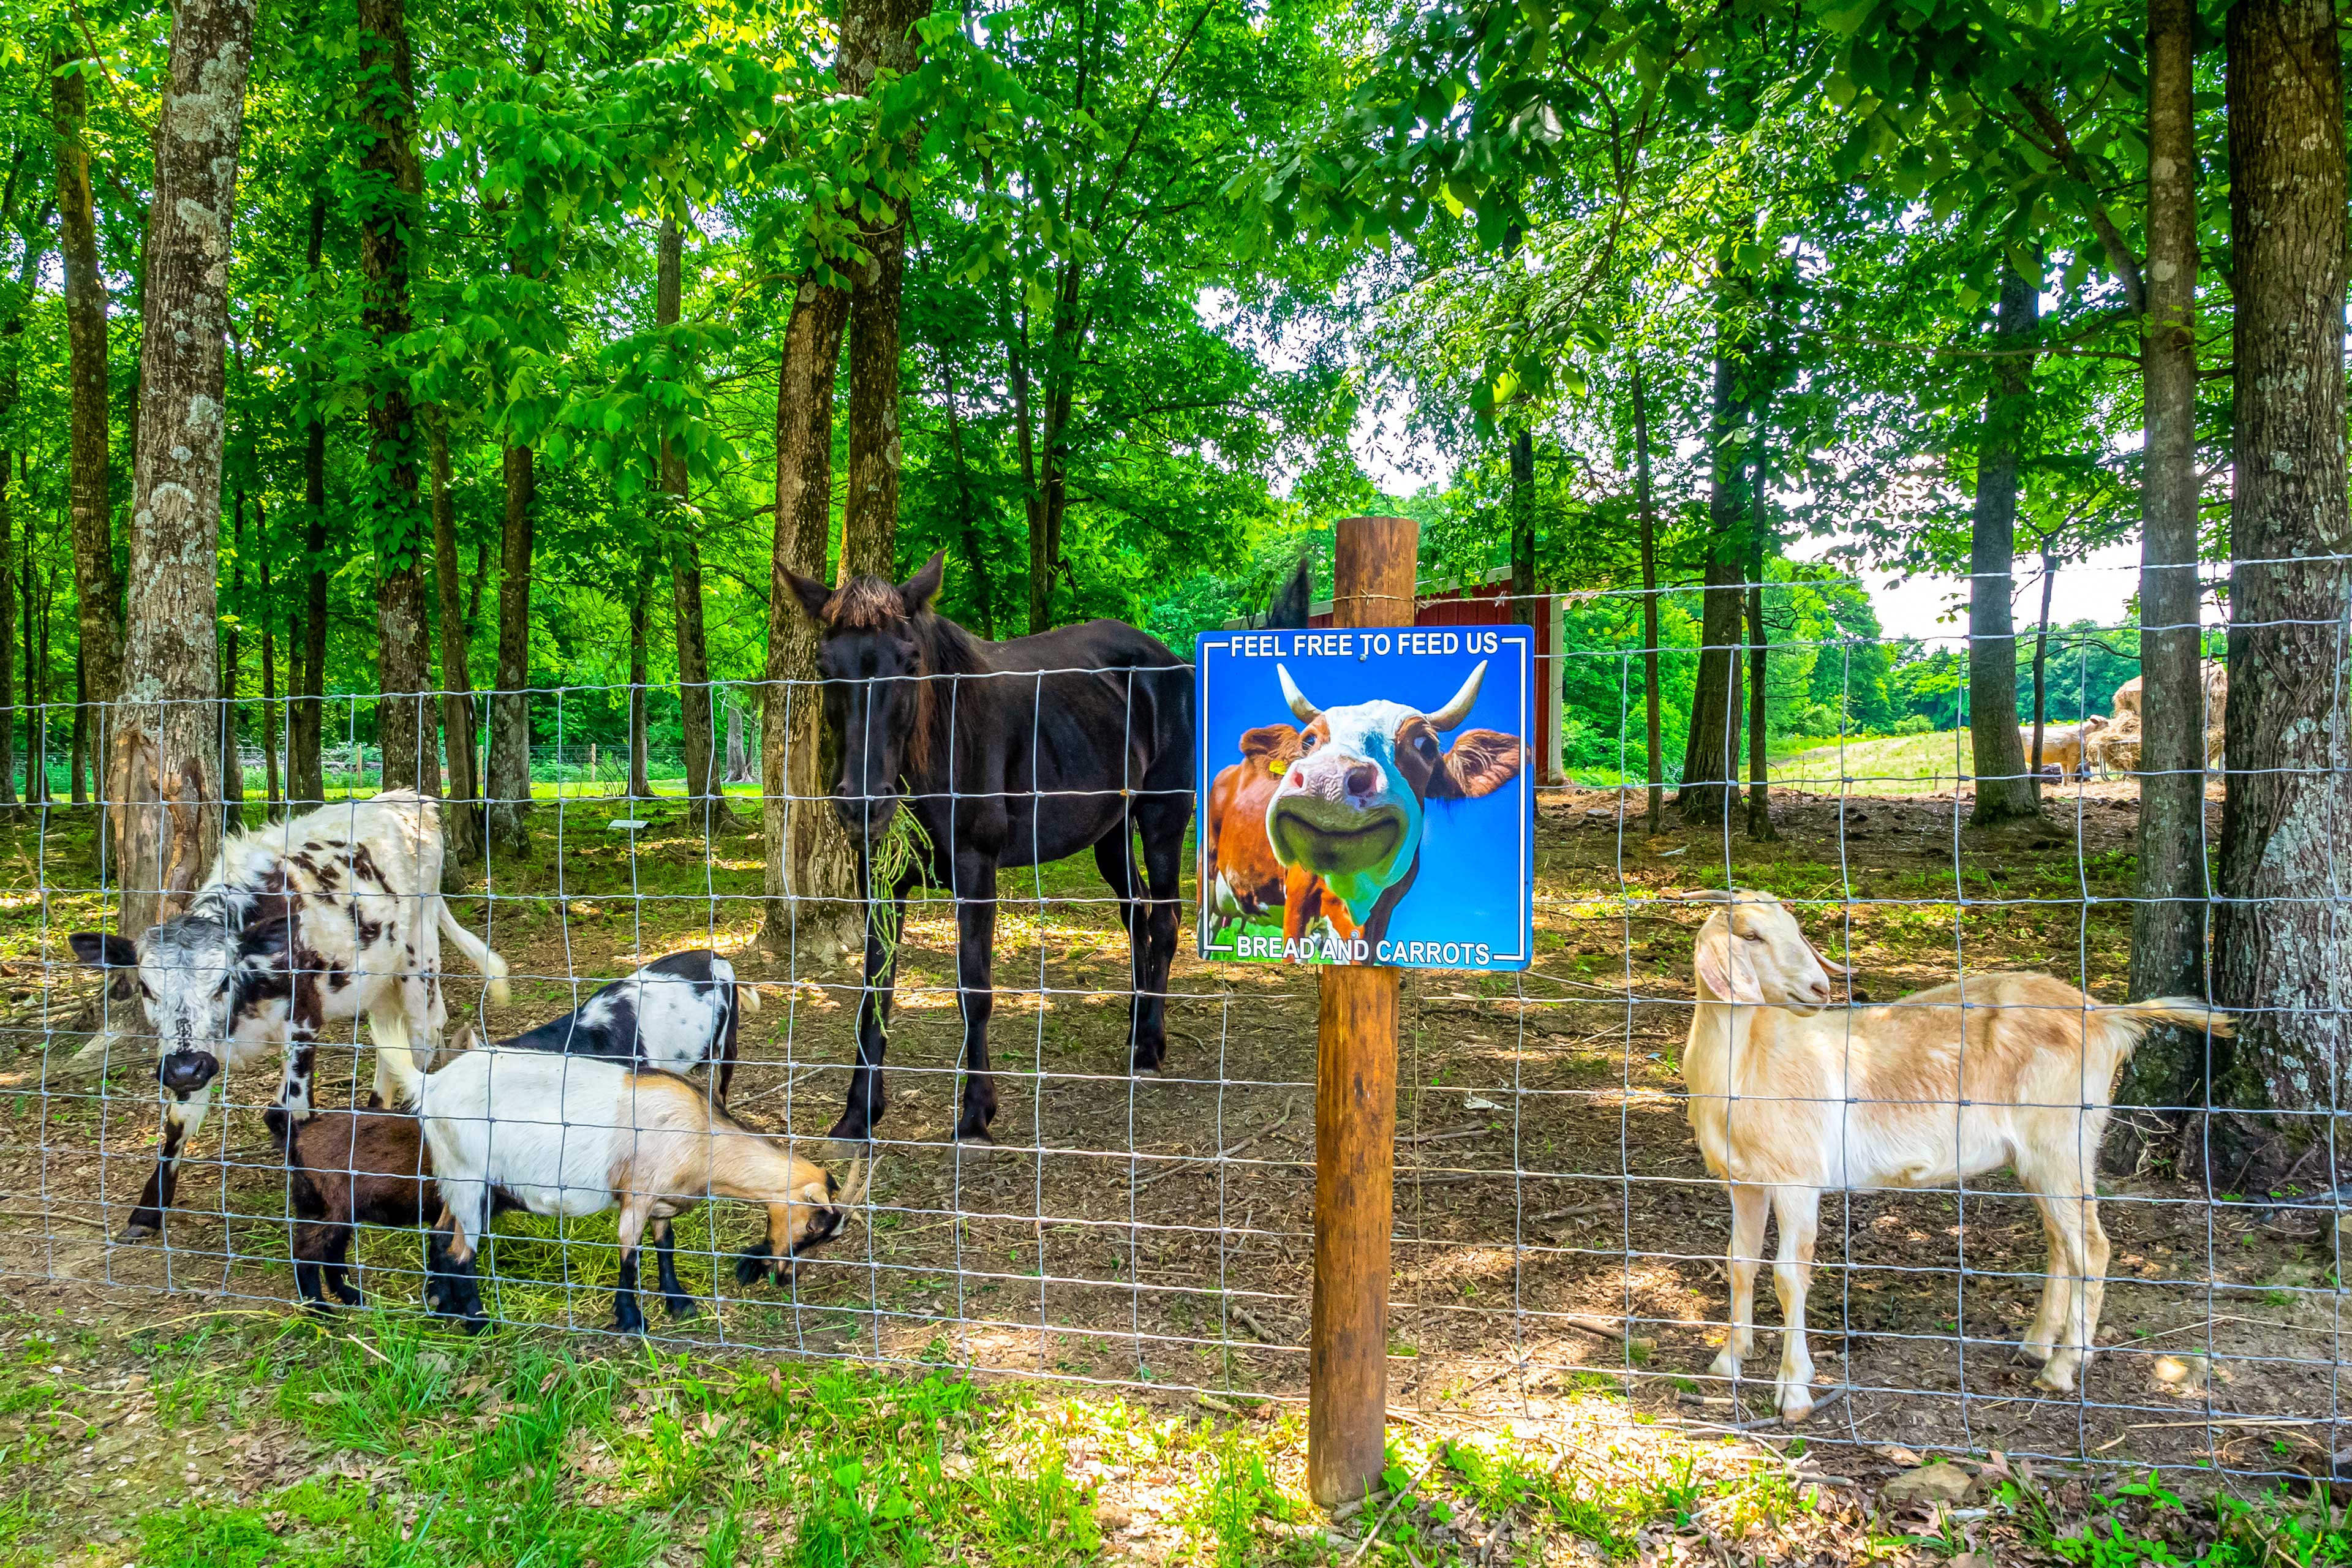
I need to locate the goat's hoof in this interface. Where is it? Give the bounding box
[118,1220,160,1242]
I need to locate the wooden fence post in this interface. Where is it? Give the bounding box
[1309,513,1417,1509]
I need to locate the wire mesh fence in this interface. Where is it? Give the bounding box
[0,566,2329,1487]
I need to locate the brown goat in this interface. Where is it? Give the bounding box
[270,1102,703,1319]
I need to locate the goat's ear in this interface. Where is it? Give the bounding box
[783,569,833,623]
[1240,724,1301,763]
[69,932,137,969]
[1694,925,1763,1003]
[1802,931,1852,978]
[236,916,293,963]
[1433,729,1526,799]
[897,550,946,616]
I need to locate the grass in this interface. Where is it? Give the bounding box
[1,1302,2343,1566]
[1766,731,1981,796]
[0,1306,1875,1567]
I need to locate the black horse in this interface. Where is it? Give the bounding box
[788,551,1194,1143]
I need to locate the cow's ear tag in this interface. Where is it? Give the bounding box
[1266,760,1288,776]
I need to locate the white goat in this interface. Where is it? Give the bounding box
[373,1017,861,1333]
[1678,889,2231,1420]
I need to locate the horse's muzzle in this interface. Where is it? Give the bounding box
[158,1050,221,1095]
[831,791,901,838]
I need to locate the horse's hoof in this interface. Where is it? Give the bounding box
[664,1296,702,1321]
[118,1221,159,1242]
[826,1114,877,1145]
[2013,1341,2054,1368]
[954,1125,997,1148]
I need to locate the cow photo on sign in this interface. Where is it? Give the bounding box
[1196,624,1532,970]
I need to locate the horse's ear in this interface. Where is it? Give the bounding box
[784,570,832,623]
[897,551,946,616]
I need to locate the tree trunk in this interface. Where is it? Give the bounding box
[1014,302,1048,632]
[69,654,87,804]
[1632,361,1660,835]
[221,488,244,828]
[1678,274,1753,826]
[837,0,930,586]
[1509,427,1537,637]
[115,0,257,933]
[288,195,329,807]
[34,579,51,804]
[486,444,535,854]
[627,562,653,799]
[1966,255,2040,827]
[0,476,13,812]
[1745,531,1774,841]
[2030,551,2056,794]
[725,696,751,783]
[2121,0,2213,1135]
[937,354,998,636]
[55,46,124,718]
[429,412,480,856]
[261,552,280,812]
[21,541,37,804]
[2214,0,2351,1123]
[356,0,432,794]
[657,217,728,831]
[0,235,30,813]
[761,277,859,952]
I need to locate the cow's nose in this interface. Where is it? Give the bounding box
[1344,763,1380,798]
[158,1052,219,1094]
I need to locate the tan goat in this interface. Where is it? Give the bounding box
[1679,890,2231,1420]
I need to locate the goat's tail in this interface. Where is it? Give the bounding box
[372,1009,429,1109]
[434,897,512,1008]
[2095,998,2235,1061]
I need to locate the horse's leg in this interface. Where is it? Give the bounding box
[830,861,919,1144]
[124,1079,216,1240]
[951,851,1001,1143]
[1131,794,1186,1071]
[1091,825,1153,1071]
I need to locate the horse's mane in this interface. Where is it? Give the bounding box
[905,610,989,780]
[820,573,992,783]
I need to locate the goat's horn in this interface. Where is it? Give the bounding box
[1276,664,1319,723]
[1676,889,1741,905]
[1425,660,1488,731]
[839,1156,871,1207]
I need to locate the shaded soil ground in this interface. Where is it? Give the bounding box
[0,775,2337,1500]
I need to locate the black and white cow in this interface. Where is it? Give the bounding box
[503,949,753,1104]
[70,789,508,1240]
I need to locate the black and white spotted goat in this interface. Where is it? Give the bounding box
[70,790,508,1240]
[502,949,756,1104]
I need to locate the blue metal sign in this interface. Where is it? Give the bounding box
[1196,625,1534,970]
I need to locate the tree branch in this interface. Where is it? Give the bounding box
[2007,83,2148,315]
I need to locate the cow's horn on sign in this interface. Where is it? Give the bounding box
[1277,663,1320,723]
[1427,660,1489,730]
